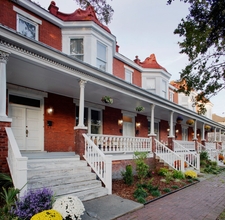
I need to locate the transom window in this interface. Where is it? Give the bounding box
[70,39,84,61]
[97,41,107,71]
[17,14,38,40]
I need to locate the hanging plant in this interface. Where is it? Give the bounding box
[135,106,145,112]
[176,116,183,124]
[186,119,194,125]
[204,125,211,131]
[101,96,113,104]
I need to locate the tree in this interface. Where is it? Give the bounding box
[75,0,114,24]
[167,0,225,114]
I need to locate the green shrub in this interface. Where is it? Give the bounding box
[151,190,161,197]
[136,196,146,204]
[133,187,148,199]
[165,172,174,184]
[134,151,149,183]
[171,185,179,189]
[163,188,171,193]
[200,151,209,160]
[172,170,184,179]
[121,165,133,186]
[157,167,169,176]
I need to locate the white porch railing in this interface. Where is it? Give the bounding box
[173,140,200,171]
[86,134,152,153]
[199,142,218,161]
[155,139,185,172]
[173,140,195,151]
[5,127,27,197]
[83,134,112,194]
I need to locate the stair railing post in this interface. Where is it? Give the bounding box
[17,157,28,197]
[181,154,185,172]
[105,155,112,194]
[197,153,200,171]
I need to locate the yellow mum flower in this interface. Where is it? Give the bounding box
[184,170,197,179]
[31,209,62,220]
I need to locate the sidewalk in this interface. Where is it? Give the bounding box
[116,172,225,220]
[81,172,225,220]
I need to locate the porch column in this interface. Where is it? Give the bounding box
[74,79,87,160]
[193,120,198,151]
[168,111,174,151]
[214,127,217,142]
[217,128,222,150]
[0,49,10,118]
[148,104,156,153]
[201,123,206,146]
[0,48,12,173]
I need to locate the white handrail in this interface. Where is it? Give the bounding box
[83,133,112,194]
[173,140,200,171]
[154,139,185,172]
[5,127,27,197]
[86,134,152,153]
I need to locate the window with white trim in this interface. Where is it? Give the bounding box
[97,41,107,71]
[125,67,133,83]
[162,80,167,98]
[17,14,38,40]
[169,90,174,102]
[146,78,156,94]
[70,39,84,61]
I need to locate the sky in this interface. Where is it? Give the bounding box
[35,0,225,116]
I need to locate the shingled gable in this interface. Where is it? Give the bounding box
[134,54,167,72]
[48,1,111,33]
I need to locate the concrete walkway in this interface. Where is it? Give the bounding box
[116,172,225,220]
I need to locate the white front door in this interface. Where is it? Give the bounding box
[123,121,135,137]
[9,105,42,151]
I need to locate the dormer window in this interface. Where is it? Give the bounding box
[14,6,41,41]
[70,38,84,61]
[146,78,156,94]
[97,41,107,71]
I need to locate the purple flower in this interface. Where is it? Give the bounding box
[12,188,54,220]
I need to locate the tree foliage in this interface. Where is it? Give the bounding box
[75,0,114,24]
[168,0,225,114]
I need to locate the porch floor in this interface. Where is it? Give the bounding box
[21,151,77,160]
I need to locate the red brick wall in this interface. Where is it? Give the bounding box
[113,58,142,87]
[112,157,155,179]
[103,106,122,135]
[44,93,75,152]
[0,122,11,173]
[0,0,62,51]
[135,114,148,137]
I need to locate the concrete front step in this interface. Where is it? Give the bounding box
[69,187,108,201]
[28,172,97,189]
[26,155,108,201]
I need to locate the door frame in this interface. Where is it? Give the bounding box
[8,86,46,151]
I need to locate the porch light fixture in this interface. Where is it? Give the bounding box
[167,128,170,132]
[136,122,141,127]
[118,120,123,125]
[47,107,53,114]
[175,129,179,134]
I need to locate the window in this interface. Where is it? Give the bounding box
[169,90,174,102]
[17,14,38,40]
[162,80,166,98]
[97,41,107,71]
[124,66,133,83]
[91,109,101,134]
[146,78,156,93]
[70,39,84,61]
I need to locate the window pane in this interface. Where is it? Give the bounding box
[91,110,101,134]
[97,42,106,61]
[97,59,106,71]
[70,39,83,61]
[18,18,36,40]
[125,69,132,83]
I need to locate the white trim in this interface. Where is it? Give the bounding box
[73,99,105,110]
[124,65,134,72]
[13,6,42,24]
